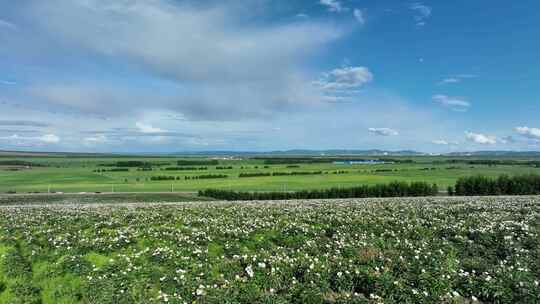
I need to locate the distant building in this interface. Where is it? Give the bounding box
[333,160,393,165]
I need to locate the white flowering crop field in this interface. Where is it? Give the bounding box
[1,197,539,303]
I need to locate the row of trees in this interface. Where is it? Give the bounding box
[436,159,540,167]
[185,174,228,180]
[165,167,208,171]
[449,174,540,196]
[94,168,130,173]
[177,160,219,166]
[238,171,323,178]
[150,176,178,181]
[199,181,438,201]
[150,174,229,181]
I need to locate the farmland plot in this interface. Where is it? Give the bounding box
[0,197,539,303]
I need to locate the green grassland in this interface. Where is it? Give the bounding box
[1,155,540,193]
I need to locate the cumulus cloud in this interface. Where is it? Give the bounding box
[465,131,497,145]
[320,0,344,13]
[368,128,399,136]
[410,3,432,26]
[315,66,373,91]
[433,95,470,111]
[515,126,540,140]
[353,9,366,25]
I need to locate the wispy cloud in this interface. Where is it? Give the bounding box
[320,0,345,13]
[433,95,471,111]
[135,122,165,134]
[368,128,399,136]
[0,133,60,145]
[438,74,477,85]
[19,0,343,121]
[432,139,449,145]
[0,19,17,30]
[410,2,432,27]
[0,120,49,127]
[353,9,366,25]
[0,80,17,85]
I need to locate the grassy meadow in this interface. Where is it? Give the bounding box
[1,155,540,194]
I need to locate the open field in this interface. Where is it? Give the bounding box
[0,196,539,303]
[1,155,540,193]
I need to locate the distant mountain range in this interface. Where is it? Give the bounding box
[2,149,540,158]
[444,151,540,157]
[167,149,427,157]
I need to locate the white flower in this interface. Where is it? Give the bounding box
[196,285,205,296]
[245,265,254,278]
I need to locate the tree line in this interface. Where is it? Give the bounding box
[150,174,229,181]
[164,167,208,171]
[449,174,540,196]
[94,168,130,172]
[238,171,323,178]
[177,160,219,166]
[199,181,438,201]
[185,174,228,180]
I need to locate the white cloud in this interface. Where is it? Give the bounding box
[320,0,344,13]
[0,80,17,85]
[84,134,108,144]
[410,3,432,26]
[515,126,540,139]
[19,0,343,121]
[438,78,460,85]
[432,139,449,145]
[315,66,373,91]
[136,122,164,134]
[433,95,470,111]
[465,131,497,145]
[0,19,17,30]
[438,74,477,85]
[353,9,366,25]
[368,128,399,136]
[39,134,61,143]
[0,133,60,145]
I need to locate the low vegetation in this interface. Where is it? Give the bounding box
[0,197,538,303]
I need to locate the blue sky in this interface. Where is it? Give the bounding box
[0,0,539,153]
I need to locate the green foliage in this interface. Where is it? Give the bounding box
[199,181,438,200]
[177,160,219,166]
[454,174,540,196]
